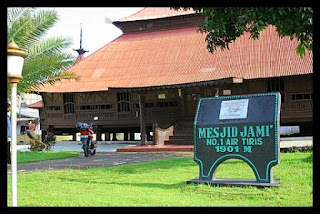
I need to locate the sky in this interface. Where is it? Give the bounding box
[42,7,144,57]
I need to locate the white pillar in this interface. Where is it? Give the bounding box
[10,83,18,207]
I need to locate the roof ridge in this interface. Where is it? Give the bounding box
[118,7,146,22]
[117,7,195,22]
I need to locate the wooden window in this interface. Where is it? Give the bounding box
[100,104,113,110]
[145,103,154,108]
[268,78,285,104]
[156,101,178,108]
[117,92,131,112]
[63,93,75,114]
[78,104,113,111]
[292,93,313,101]
[45,106,61,111]
[268,78,284,92]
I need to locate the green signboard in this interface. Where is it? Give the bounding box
[188,92,281,187]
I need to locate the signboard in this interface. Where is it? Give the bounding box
[188,92,281,187]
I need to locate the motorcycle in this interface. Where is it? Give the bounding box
[76,117,98,157]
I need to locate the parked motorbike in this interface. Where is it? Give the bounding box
[76,117,98,157]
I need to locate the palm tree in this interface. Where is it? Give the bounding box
[7,7,79,98]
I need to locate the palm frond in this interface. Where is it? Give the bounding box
[18,53,76,95]
[7,14,33,48]
[22,55,75,80]
[7,7,30,25]
[27,37,73,60]
[24,9,58,48]
[27,71,80,93]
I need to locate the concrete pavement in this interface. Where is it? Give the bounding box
[16,141,138,152]
[279,136,313,148]
[7,151,193,173]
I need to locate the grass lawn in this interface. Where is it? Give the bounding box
[7,152,312,207]
[17,151,80,163]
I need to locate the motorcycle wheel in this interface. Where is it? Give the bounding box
[82,144,89,157]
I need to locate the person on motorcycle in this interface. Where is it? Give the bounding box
[88,125,94,138]
[88,124,98,150]
[77,122,97,157]
[87,125,94,146]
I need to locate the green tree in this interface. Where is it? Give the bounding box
[172,7,313,57]
[7,7,79,98]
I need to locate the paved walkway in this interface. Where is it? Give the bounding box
[279,136,313,148]
[7,152,193,174]
[16,142,137,153]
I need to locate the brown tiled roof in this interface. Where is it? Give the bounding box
[35,25,312,93]
[28,100,43,108]
[118,7,195,22]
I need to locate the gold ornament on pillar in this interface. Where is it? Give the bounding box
[7,40,28,84]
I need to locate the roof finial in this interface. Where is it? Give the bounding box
[80,23,83,49]
[73,23,88,63]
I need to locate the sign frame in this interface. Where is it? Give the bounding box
[188,92,281,187]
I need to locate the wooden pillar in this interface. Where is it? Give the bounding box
[41,130,46,142]
[98,126,102,141]
[105,132,110,141]
[73,132,77,141]
[130,132,135,141]
[153,122,158,145]
[124,132,129,141]
[179,88,185,117]
[139,93,147,145]
[112,133,118,141]
[147,131,151,141]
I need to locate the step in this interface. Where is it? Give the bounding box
[175,123,194,127]
[174,128,194,132]
[171,132,194,138]
[168,138,193,142]
[176,124,194,128]
[164,140,194,145]
[169,135,193,141]
[173,130,194,135]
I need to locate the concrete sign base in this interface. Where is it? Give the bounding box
[187,178,280,187]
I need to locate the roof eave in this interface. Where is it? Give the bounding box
[108,78,238,93]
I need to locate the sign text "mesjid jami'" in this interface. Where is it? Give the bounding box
[198,125,273,153]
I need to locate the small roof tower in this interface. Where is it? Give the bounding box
[73,23,88,64]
